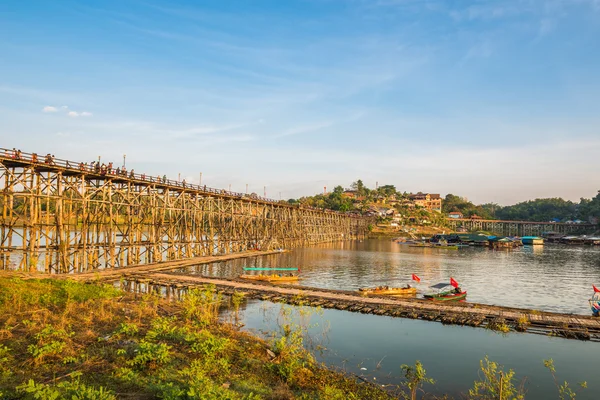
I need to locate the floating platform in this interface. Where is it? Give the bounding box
[116,273,600,342]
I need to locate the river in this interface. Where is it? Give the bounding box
[176,239,600,315]
[172,239,600,398]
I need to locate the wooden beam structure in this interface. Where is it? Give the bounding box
[0,149,370,273]
[447,218,596,236]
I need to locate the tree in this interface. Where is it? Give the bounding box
[350,179,366,196]
[442,194,492,219]
[400,360,435,400]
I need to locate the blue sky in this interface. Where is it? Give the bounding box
[1,0,599,204]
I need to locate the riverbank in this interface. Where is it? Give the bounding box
[0,277,393,399]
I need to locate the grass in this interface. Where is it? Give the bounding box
[0,277,393,399]
[0,277,589,399]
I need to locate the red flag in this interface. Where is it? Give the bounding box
[593,284,600,293]
[412,274,421,283]
[450,277,459,288]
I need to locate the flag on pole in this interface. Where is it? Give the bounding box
[450,277,459,288]
[411,274,421,283]
[593,284,600,293]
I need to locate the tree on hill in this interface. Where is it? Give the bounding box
[350,179,366,195]
[494,198,577,222]
[442,194,492,219]
[578,190,600,222]
[376,184,397,197]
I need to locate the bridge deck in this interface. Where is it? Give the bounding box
[0,149,351,214]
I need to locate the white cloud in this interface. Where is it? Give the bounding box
[40,105,92,117]
[42,106,94,118]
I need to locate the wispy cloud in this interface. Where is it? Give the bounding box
[42,105,93,118]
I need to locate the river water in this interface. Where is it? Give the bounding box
[171,239,600,398]
[176,239,600,315]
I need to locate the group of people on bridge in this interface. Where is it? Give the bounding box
[2,148,296,204]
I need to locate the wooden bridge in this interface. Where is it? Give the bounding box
[447,218,596,236]
[0,148,370,273]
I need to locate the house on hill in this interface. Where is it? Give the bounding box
[448,211,464,219]
[365,206,395,217]
[408,192,442,212]
[342,189,358,198]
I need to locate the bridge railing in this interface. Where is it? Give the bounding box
[0,148,363,218]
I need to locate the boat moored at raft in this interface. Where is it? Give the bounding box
[358,285,417,296]
[239,274,300,283]
[424,279,466,301]
[590,285,600,317]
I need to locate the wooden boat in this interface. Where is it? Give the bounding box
[358,285,417,296]
[239,274,300,283]
[424,282,467,301]
[590,287,600,317]
[424,291,467,301]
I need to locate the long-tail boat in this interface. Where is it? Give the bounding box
[239,274,300,283]
[590,285,600,317]
[358,285,417,296]
[424,279,467,301]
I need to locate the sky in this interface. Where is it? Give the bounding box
[1,0,599,205]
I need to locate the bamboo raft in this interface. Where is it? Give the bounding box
[118,273,600,342]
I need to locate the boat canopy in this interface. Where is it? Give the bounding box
[430,282,452,289]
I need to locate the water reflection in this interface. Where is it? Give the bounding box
[238,300,598,399]
[174,239,600,315]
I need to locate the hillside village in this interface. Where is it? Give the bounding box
[287,181,600,232]
[287,180,448,233]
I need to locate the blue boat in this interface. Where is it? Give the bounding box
[521,236,544,245]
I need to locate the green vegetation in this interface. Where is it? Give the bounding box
[544,359,587,400]
[447,190,600,223]
[399,360,435,400]
[0,277,393,399]
[443,194,493,219]
[0,277,590,399]
[485,198,578,222]
[468,356,525,400]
